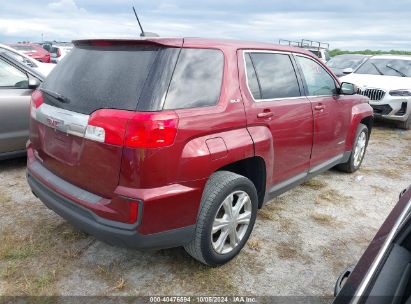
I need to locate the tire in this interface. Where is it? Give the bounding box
[184,171,258,266]
[337,123,369,173]
[399,115,411,130]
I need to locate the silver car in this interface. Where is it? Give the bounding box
[0,53,43,160]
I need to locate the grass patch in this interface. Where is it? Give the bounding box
[276,241,299,259]
[310,213,336,227]
[374,168,402,180]
[192,266,238,294]
[275,241,313,264]
[315,189,352,205]
[0,192,11,204]
[247,239,262,252]
[302,179,327,191]
[258,208,278,221]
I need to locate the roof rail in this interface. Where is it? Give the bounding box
[278,39,329,50]
[278,39,302,47]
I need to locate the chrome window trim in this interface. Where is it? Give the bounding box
[352,197,411,302]
[242,50,306,103]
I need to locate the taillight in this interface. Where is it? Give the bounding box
[30,89,44,118]
[57,48,61,57]
[85,109,178,148]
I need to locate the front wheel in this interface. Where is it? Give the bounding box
[399,115,411,130]
[184,171,258,266]
[337,123,369,173]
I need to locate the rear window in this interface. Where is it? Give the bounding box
[42,45,180,114]
[163,48,224,110]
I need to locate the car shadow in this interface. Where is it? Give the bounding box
[0,156,26,171]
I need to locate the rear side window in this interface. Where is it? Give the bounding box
[42,45,179,114]
[247,52,301,100]
[163,48,224,110]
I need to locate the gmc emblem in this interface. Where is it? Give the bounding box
[46,117,62,128]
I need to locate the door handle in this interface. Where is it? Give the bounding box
[314,105,325,111]
[257,111,274,118]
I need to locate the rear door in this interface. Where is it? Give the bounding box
[30,41,182,198]
[0,57,32,154]
[294,55,351,168]
[239,50,314,186]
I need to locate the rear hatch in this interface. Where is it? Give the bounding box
[29,39,182,198]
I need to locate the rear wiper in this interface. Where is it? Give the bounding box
[370,62,384,75]
[385,65,407,77]
[40,88,71,104]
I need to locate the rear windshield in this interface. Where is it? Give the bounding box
[42,45,179,114]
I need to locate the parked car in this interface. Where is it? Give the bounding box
[50,43,73,63]
[7,43,51,63]
[26,38,373,266]
[0,53,43,160]
[334,185,411,304]
[0,43,54,76]
[341,55,411,129]
[327,54,371,77]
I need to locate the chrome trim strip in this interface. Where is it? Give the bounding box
[352,197,411,303]
[35,104,89,138]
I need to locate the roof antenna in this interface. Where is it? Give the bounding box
[132,6,145,37]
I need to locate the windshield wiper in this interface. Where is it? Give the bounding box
[385,65,407,77]
[40,88,71,104]
[370,62,384,75]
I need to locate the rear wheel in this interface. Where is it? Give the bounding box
[184,171,258,266]
[337,123,369,173]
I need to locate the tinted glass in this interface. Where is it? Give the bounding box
[355,58,411,77]
[42,45,163,114]
[244,53,261,99]
[163,48,224,109]
[296,56,337,96]
[249,53,300,100]
[0,59,28,87]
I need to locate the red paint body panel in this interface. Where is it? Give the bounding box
[28,37,373,239]
[30,119,123,198]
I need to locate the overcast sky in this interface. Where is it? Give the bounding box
[1,0,410,50]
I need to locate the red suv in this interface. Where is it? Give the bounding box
[27,38,373,266]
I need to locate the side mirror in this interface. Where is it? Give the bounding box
[28,77,41,89]
[340,82,356,95]
[342,68,354,75]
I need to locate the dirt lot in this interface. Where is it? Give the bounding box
[0,122,410,297]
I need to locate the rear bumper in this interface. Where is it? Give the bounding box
[27,170,195,250]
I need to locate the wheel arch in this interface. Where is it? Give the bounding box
[217,156,266,208]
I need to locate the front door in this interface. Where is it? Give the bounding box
[0,58,32,154]
[294,55,351,168]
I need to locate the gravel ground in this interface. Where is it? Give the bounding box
[0,122,410,297]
